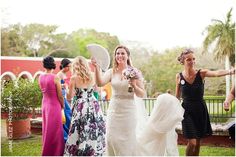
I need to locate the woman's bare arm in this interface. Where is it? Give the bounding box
[201,68,235,78]
[175,73,181,100]
[132,79,146,98]
[67,76,75,103]
[91,58,112,87]
[55,76,64,108]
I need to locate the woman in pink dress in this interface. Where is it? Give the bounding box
[39,56,65,156]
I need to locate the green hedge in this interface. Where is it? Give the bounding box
[1,79,42,120]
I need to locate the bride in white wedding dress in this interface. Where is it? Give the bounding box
[91,45,184,156]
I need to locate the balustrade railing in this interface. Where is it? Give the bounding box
[98,96,235,124]
[24,96,235,125]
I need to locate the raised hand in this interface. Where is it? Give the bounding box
[128,78,137,88]
[229,68,235,75]
[90,57,97,67]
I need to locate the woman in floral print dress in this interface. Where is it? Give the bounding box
[64,56,106,156]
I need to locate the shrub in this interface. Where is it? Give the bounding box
[1,79,42,120]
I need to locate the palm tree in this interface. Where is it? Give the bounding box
[202,8,235,96]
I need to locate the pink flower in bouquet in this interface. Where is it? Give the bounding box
[122,66,141,79]
[122,66,141,92]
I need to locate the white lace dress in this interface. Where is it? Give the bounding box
[104,69,184,156]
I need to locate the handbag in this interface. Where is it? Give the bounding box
[62,110,66,124]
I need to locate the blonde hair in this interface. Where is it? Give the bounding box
[112,45,132,73]
[72,56,92,83]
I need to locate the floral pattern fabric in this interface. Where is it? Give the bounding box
[64,88,106,156]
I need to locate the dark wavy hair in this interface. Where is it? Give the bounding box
[177,49,194,64]
[43,56,56,69]
[60,58,71,70]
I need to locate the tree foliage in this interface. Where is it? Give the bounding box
[1,24,120,60]
[1,21,228,96]
[202,8,235,66]
[69,29,119,63]
[135,47,225,96]
[1,25,27,56]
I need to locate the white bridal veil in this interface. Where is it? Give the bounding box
[135,93,185,156]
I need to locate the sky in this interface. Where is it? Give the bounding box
[1,0,235,52]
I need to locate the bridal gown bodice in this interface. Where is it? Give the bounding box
[109,74,136,113]
[105,70,184,156]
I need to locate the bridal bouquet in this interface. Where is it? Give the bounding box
[122,66,141,92]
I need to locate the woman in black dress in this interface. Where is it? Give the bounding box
[175,49,235,156]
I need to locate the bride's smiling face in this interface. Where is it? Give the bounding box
[115,48,129,65]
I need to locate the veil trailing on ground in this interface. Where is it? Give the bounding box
[135,93,185,156]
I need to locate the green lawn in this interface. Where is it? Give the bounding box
[1,135,235,156]
[1,135,42,156]
[178,145,235,156]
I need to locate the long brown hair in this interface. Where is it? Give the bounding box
[112,45,132,72]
